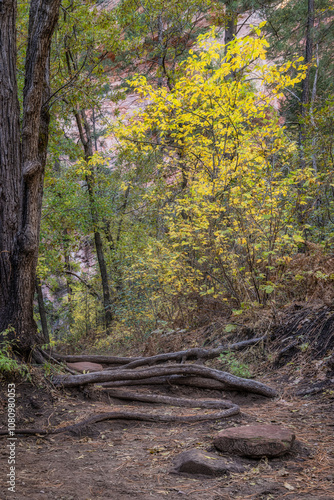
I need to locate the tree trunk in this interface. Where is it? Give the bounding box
[225,1,238,55]
[299,0,314,173]
[36,277,50,343]
[73,110,113,333]
[0,0,61,355]
[301,0,315,115]
[63,228,73,298]
[157,14,164,88]
[296,0,315,223]
[0,0,21,340]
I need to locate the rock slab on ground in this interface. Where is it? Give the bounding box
[172,448,245,476]
[214,424,295,458]
[67,362,103,373]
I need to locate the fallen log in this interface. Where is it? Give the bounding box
[104,388,237,409]
[0,406,240,438]
[54,363,277,397]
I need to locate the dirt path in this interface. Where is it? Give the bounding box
[1,374,334,500]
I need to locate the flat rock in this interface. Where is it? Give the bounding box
[171,449,245,476]
[214,424,295,458]
[67,362,103,373]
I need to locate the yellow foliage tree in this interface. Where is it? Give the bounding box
[115,26,313,313]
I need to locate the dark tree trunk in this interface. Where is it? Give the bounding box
[73,110,113,333]
[157,15,164,88]
[0,0,61,355]
[36,277,50,343]
[297,0,315,211]
[62,228,73,324]
[225,1,238,55]
[301,0,315,114]
[0,0,21,339]
[223,2,238,82]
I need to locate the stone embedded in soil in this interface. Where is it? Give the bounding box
[214,424,295,458]
[67,362,103,373]
[171,449,245,476]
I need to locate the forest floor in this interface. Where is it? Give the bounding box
[1,305,334,500]
[1,364,334,500]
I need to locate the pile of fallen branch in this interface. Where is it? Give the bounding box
[0,337,278,437]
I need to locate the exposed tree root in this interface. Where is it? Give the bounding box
[31,348,49,365]
[50,353,139,365]
[17,339,277,438]
[100,375,228,390]
[50,337,265,369]
[54,363,277,397]
[41,349,78,375]
[104,388,237,409]
[0,406,240,438]
[0,340,278,439]
[104,337,266,371]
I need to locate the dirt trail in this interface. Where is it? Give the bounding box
[1,372,334,500]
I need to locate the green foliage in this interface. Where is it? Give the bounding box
[299,342,310,353]
[220,352,252,378]
[225,324,237,333]
[260,0,334,102]
[0,328,30,379]
[116,0,212,86]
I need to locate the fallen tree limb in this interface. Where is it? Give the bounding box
[54,363,277,397]
[100,375,228,390]
[0,406,240,438]
[104,388,237,409]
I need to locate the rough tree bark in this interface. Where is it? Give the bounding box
[0,0,61,355]
[52,353,140,364]
[36,277,49,343]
